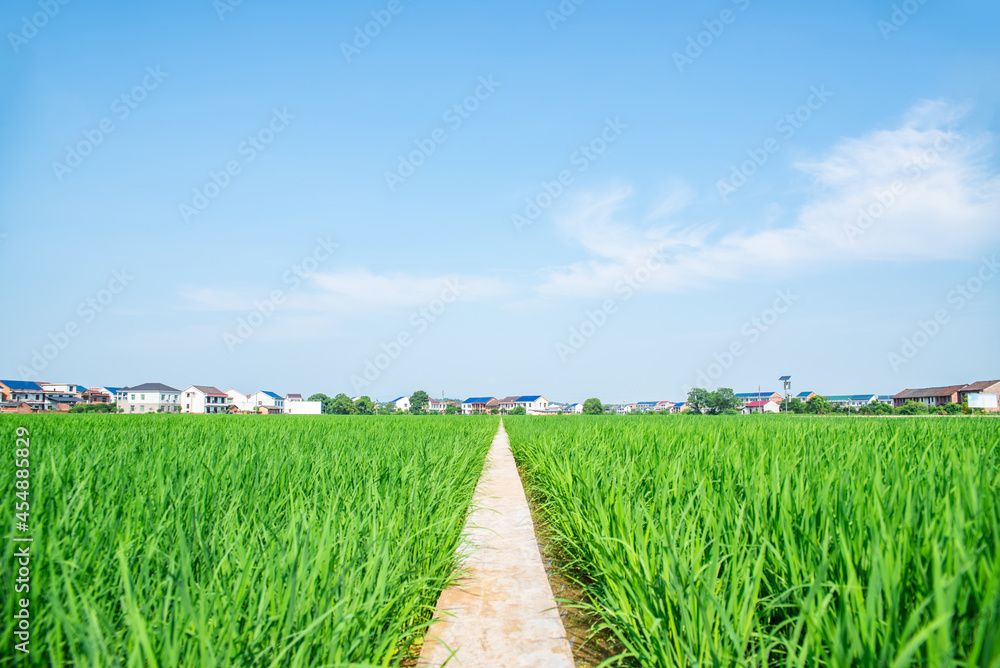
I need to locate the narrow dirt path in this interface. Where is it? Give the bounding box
[418,420,575,667]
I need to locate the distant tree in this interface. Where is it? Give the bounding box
[787,398,806,414]
[308,393,334,414]
[722,408,740,416]
[805,395,833,415]
[706,388,738,415]
[354,396,375,414]
[686,388,711,414]
[71,403,114,414]
[378,403,395,415]
[330,393,357,415]
[409,390,430,415]
[509,406,526,415]
[582,398,604,415]
[860,400,892,416]
[445,403,459,415]
[896,400,929,416]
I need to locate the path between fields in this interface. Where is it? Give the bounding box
[418,420,575,668]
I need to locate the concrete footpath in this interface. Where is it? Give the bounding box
[419,420,575,667]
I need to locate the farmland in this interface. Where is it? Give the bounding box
[0,415,497,666]
[507,416,1000,667]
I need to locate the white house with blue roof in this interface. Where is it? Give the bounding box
[826,394,878,410]
[462,397,495,414]
[0,380,48,411]
[515,395,549,412]
[250,391,285,413]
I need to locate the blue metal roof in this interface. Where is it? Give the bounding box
[517,395,542,402]
[736,392,775,398]
[0,380,43,390]
[391,396,405,402]
[262,391,282,399]
[103,387,123,394]
[796,391,815,398]
[636,401,658,407]
[464,397,494,403]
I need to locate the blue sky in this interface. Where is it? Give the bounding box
[2,0,998,403]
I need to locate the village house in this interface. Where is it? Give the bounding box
[735,392,783,408]
[892,385,964,408]
[826,394,878,410]
[462,397,494,414]
[121,383,181,413]
[286,399,322,415]
[249,391,285,413]
[742,400,781,414]
[81,388,112,404]
[0,380,48,412]
[958,380,1000,413]
[226,389,253,412]
[498,395,521,412]
[511,395,549,412]
[181,386,231,414]
[428,398,455,412]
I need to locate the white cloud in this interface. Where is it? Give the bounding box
[177,270,508,315]
[308,270,508,311]
[535,100,1000,297]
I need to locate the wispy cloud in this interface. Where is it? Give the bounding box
[308,270,508,311]
[178,270,509,315]
[534,100,1000,297]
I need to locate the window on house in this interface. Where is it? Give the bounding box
[140,394,145,401]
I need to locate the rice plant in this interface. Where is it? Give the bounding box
[1,415,497,667]
[506,416,1000,667]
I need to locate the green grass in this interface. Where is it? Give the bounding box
[1,414,497,667]
[506,416,1000,667]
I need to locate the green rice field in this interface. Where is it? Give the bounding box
[3,414,998,667]
[507,416,1000,667]
[1,415,497,667]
